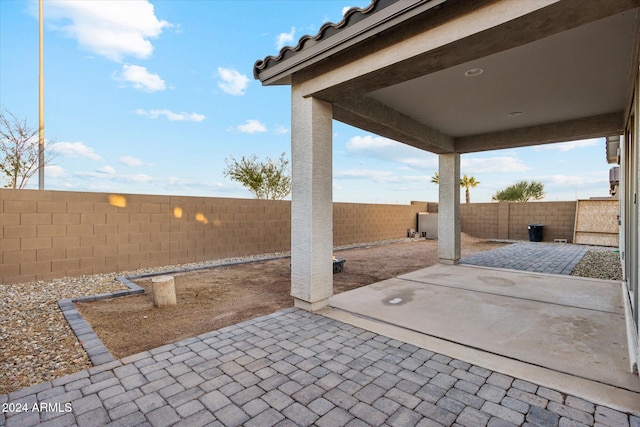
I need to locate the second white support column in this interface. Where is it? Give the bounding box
[438,153,461,264]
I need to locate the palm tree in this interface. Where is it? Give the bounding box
[492,180,544,202]
[460,174,480,204]
[431,172,480,204]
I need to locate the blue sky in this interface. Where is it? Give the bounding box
[0,0,613,204]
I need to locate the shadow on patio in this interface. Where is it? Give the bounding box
[325,263,640,414]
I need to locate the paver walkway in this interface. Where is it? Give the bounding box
[460,242,592,274]
[2,308,638,427]
[3,242,638,426]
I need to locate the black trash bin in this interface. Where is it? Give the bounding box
[528,224,543,242]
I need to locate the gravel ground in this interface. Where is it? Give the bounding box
[0,239,408,395]
[570,248,623,281]
[0,242,624,395]
[0,274,127,395]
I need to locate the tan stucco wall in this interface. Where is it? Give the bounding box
[0,190,428,284]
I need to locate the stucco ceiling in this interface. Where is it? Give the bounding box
[368,8,638,139]
[255,1,640,153]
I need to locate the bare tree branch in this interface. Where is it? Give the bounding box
[0,108,56,189]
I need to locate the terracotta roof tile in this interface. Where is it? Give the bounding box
[253,0,396,79]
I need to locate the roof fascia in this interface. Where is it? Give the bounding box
[305,0,640,103]
[256,0,446,86]
[454,113,624,153]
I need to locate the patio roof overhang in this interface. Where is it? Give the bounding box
[254,0,640,154]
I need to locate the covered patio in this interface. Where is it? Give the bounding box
[326,262,640,412]
[254,0,640,409]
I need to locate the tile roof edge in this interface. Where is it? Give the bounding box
[253,0,386,80]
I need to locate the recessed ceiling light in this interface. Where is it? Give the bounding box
[507,111,523,117]
[464,68,483,77]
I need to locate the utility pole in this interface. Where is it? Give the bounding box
[38,0,45,189]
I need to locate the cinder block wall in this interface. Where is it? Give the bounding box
[460,201,577,242]
[507,201,577,242]
[334,201,428,246]
[0,190,429,284]
[460,203,499,239]
[0,189,582,284]
[0,190,291,284]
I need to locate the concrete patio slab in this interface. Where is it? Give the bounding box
[328,264,640,397]
[400,263,623,312]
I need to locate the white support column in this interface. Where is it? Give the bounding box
[438,153,461,264]
[290,85,333,311]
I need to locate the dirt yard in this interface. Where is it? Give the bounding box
[77,235,506,359]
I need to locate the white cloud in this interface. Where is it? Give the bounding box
[461,156,531,173]
[129,174,153,183]
[77,170,152,184]
[276,27,296,50]
[334,169,395,182]
[116,64,166,92]
[237,119,267,134]
[49,142,101,160]
[274,125,289,135]
[534,138,601,152]
[136,109,205,122]
[393,157,436,170]
[217,67,250,96]
[120,156,143,166]
[540,172,608,186]
[160,176,225,191]
[334,169,434,193]
[345,135,437,170]
[46,0,171,62]
[345,135,529,176]
[347,135,396,152]
[45,165,67,178]
[97,165,116,174]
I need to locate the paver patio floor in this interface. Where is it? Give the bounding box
[2,243,639,426]
[460,241,592,274]
[1,307,638,427]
